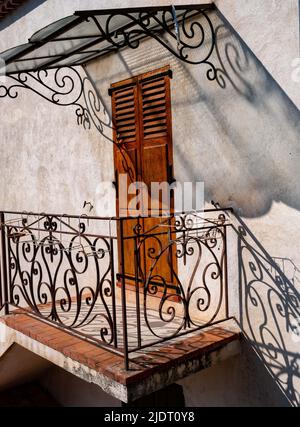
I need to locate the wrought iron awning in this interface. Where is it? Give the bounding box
[1,3,244,155]
[1,4,214,75]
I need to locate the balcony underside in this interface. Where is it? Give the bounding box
[0,312,240,403]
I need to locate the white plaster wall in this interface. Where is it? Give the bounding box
[0,0,299,407]
[215,0,300,108]
[0,83,114,214]
[177,340,290,407]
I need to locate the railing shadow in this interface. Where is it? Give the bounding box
[231,212,300,406]
[270,257,300,288]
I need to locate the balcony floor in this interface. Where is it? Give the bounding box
[0,309,240,403]
[6,290,227,351]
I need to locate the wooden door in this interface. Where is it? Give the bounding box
[111,66,177,293]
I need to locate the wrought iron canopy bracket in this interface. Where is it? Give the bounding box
[0,66,115,143]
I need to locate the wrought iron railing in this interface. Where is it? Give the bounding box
[0,209,231,369]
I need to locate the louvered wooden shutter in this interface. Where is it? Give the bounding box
[139,72,173,204]
[141,76,169,140]
[113,83,138,145]
[111,79,140,216]
[111,66,174,215]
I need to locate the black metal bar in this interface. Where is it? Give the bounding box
[53,35,103,41]
[5,223,230,240]
[6,225,13,311]
[14,54,61,62]
[35,36,107,71]
[13,48,112,63]
[121,224,231,240]
[4,225,118,241]
[119,218,129,370]
[223,225,229,319]
[110,235,118,348]
[1,2,222,88]
[0,207,233,221]
[134,234,142,349]
[0,212,9,315]
[74,4,214,17]
[0,218,2,311]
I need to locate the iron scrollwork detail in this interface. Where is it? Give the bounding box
[132,212,228,344]
[0,66,114,138]
[7,214,117,348]
[0,66,136,181]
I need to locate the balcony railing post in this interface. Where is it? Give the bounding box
[223,224,229,319]
[133,230,142,349]
[0,213,2,312]
[0,212,9,315]
[119,218,129,370]
[110,234,118,349]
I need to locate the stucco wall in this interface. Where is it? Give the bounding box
[0,0,299,407]
[177,339,290,407]
[215,0,300,107]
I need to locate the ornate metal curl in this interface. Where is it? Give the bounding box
[0,67,113,135]
[0,65,136,180]
[132,212,228,344]
[6,213,117,349]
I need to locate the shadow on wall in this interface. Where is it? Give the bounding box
[231,213,300,407]
[167,8,300,219]
[270,256,300,288]
[299,0,300,57]
[0,0,47,30]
